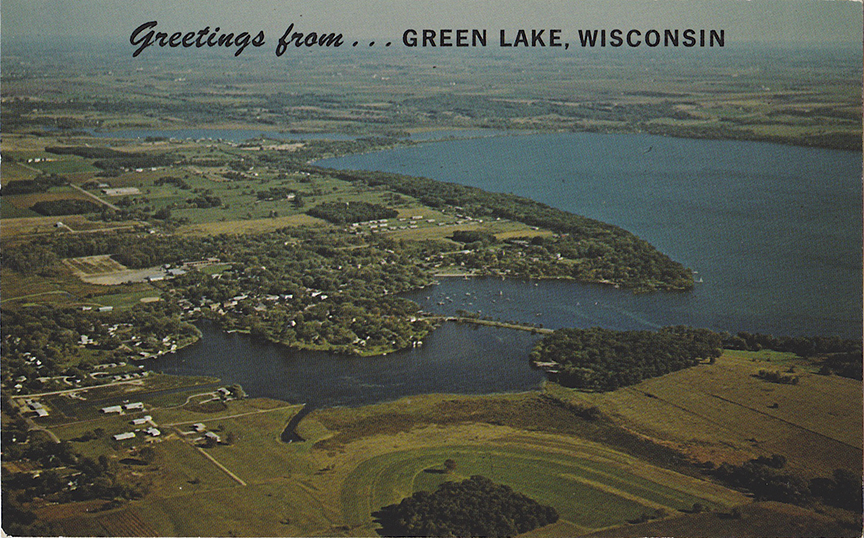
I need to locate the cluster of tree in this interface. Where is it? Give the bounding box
[30,198,102,216]
[373,475,559,537]
[530,326,722,391]
[257,186,297,200]
[756,369,799,385]
[153,176,191,189]
[1,242,60,273]
[187,192,222,208]
[711,456,861,511]
[45,146,125,159]
[2,174,67,195]
[817,352,862,380]
[307,201,398,224]
[320,167,693,291]
[450,230,497,246]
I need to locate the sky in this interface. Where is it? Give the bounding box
[2,0,862,45]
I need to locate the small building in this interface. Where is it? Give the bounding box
[124,402,144,411]
[131,415,153,425]
[191,423,206,433]
[102,187,141,196]
[144,427,161,437]
[113,432,136,441]
[101,405,123,414]
[203,431,221,443]
[98,306,114,313]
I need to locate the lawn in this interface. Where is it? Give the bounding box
[94,290,161,309]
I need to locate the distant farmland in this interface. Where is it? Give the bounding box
[570,351,862,478]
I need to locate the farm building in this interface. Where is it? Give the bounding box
[113,432,136,441]
[102,187,141,196]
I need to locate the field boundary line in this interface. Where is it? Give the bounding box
[193,445,247,486]
[705,392,860,450]
[171,425,248,486]
[558,472,674,512]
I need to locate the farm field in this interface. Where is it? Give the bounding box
[566,351,863,478]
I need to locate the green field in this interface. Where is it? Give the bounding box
[93,290,161,309]
[340,439,747,535]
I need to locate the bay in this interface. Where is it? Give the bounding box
[155,321,543,408]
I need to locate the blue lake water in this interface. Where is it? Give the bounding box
[320,133,863,339]
[157,132,861,407]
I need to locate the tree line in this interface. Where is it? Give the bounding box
[307,200,398,224]
[531,325,863,391]
[710,455,861,511]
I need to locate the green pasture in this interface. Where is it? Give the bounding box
[721,348,818,372]
[340,443,744,534]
